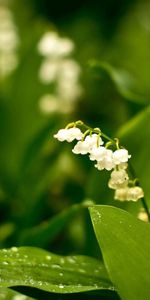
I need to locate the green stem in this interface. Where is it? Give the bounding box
[101,132,115,145]
[128,161,150,222]
[141,198,150,222]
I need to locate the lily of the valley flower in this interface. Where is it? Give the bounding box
[54,121,144,203]
[54,127,83,142]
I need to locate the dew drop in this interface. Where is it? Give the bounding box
[2,249,8,253]
[12,295,27,300]
[11,247,18,252]
[46,255,51,261]
[67,257,76,264]
[109,286,115,291]
[41,263,48,267]
[59,283,64,289]
[29,279,35,285]
[51,264,61,269]
[60,258,65,264]
[2,261,9,265]
[78,268,86,273]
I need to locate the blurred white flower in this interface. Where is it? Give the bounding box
[39,94,59,114]
[0,52,18,77]
[57,59,82,101]
[37,32,74,57]
[0,29,19,52]
[0,6,19,79]
[38,58,59,84]
[37,31,82,114]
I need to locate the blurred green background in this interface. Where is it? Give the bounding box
[0,0,150,257]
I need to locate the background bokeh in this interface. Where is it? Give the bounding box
[0,0,150,258]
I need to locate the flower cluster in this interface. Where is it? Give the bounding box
[54,121,144,202]
[37,31,82,114]
[0,6,19,79]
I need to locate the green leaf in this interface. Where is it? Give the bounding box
[88,60,147,104]
[19,203,89,247]
[89,205,150,300]
[0,246,114,297]
[118,105,150,204]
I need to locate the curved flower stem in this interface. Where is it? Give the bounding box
[101,133,115,145]
[128,161,150,222]
[78,121,116,145]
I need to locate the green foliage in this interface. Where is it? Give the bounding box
[0,247,115,299]
[89,205,150,300]
[0,0,150,299]
[88,60,147,104]
[118,105,150,204]
[19,203,89,247]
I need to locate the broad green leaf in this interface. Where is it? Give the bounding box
[118,105,150,204]
[89,205,150,300]
[88,60,147,104]
[19,202,90,246]
[0,247,114,296]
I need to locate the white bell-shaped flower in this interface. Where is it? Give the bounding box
[89,146,106,161]
[85,134,103,150]
[113,149,131,165]
[114,188,129,201]
[72,140,90,154]
[110,169,129,184]
[118,162,128,170]
[126,186,144,202]
[54,129,69,141]
[72,134,103,155]
[108,178,128,190]
[95,149,114,171]
[54,127,83,142]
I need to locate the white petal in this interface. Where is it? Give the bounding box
[113,149,131,165]
[54,129,68,141]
